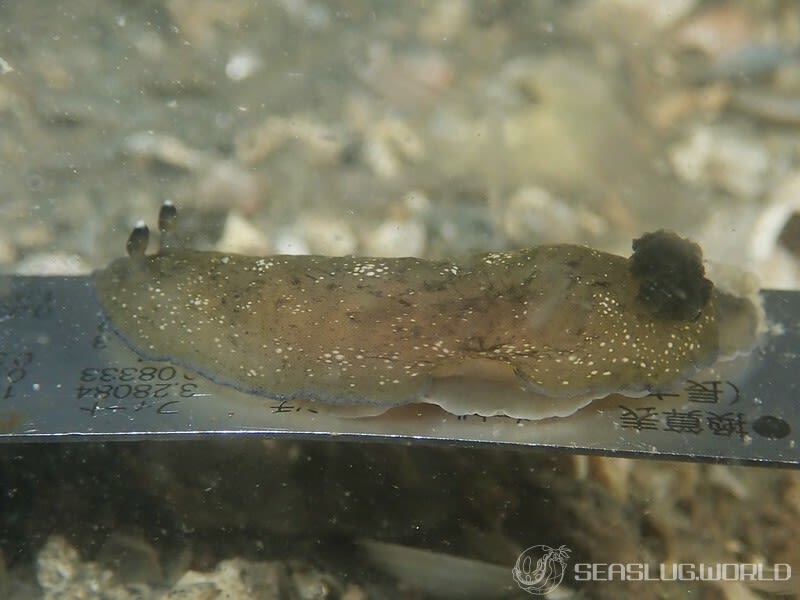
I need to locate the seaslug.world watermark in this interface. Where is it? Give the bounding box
[513,544,792,595]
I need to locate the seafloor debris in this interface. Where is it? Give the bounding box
[234,116,344,166]
[29,535,366,600]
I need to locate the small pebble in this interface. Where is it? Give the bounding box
[300,215,358,256]
[669,125,769,198]
[273,228,311,256]
[502,186,580,245]
[225,50,262,81]
[362,216,427,257]
[215,212,271,256]
[36,536,80,593]
[15,253,90,276]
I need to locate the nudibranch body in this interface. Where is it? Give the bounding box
[93,204,758,420]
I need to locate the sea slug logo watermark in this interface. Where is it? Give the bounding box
[512,545,571,595]
[512,543,792,594]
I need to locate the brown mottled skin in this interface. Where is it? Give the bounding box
[94,237,720,413]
